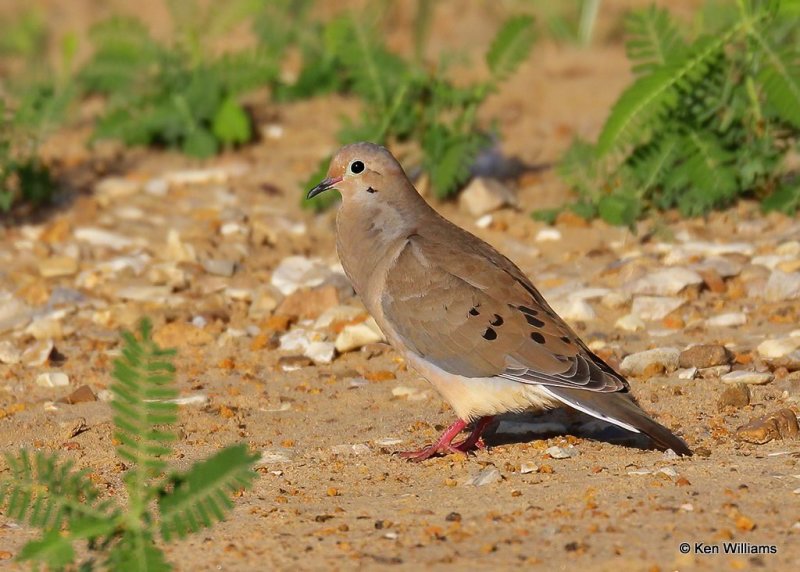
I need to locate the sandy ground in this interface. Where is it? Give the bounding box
[1,1,799,571]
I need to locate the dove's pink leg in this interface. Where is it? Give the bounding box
[400,416,494,462]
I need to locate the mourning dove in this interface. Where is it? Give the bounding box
[308,142,692,460]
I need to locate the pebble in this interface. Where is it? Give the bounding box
[718,383,750,410]
[305,341,336,364]
[256,449,294,465]
[95,176,140,200]
[391,386,428,401]
[278,356,314,371]
[201,258,236,277]
[626,268,703,296]
[615,314,645,332]
[331,443,371,456]
[550,298,596,322]
[21,339,54,367]
[679,344,731,369]
[697,365,731,378]
[736,409,799,444]
[335,318,385,353]
[630,296,684,321]
[545,445,577,459]
[763,270,800,302]
[720,370,774,385]
[458,177,517,217]
[0,341,22,364]
[74,227,133,250]
[167,394,209,406]
[314,305,364,330]
[620,347,680,376]
[164,230,197,263]
[0,293,32,334]
[36,372,70,387]
[758,337,800,359]
[677,367,698,380]
[464,467,503,486]
[475,214,493,228]
[706,312,747,328]
[144,177,169,196]
[520,462,539,474]
[535,228,562,242]
[271,256,332,296]
[38,256,79,278]
[58,385,98,404]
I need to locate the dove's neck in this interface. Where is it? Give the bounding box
[336,188,432,300]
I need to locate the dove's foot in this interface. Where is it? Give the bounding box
[400,416,494,462]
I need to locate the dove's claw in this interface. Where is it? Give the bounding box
[399,417,494,461]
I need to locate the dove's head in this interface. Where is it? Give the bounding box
[307,142,413,206]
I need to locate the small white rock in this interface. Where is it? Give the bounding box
[305,341,335,364]
[721,370,774,385]
[550,298,596,321]
[144,178,169,196]
[520,462,539,474]
[706,312,747,328]
[464,466,503,486]
[657,467,679,478]
[36,372,69,387]
[763,270,800,302]
[615,314,645,332]
[271,256,331,296]
[631,296,684,321]
[21,339,54,367]
[74,227,133,250]
[458,177,517,217]
[0,340,22,364]
[314,306,364,330]
[677,367,698,380]
[535,228,562,242]
[334,318,385,353]
[545,445,577,459]
[627,268,703,296]
[475,214,493,228]
[619,347,681,376]
[166,394,209,406]
[331,443,371,456]
[256,449,293,465]
[758,337,800,359]
[201,258,236,277]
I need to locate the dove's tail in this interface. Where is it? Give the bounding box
[541,386,693,456]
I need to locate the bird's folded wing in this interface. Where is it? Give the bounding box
[380,233,626,392]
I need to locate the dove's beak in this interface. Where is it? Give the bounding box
[306,176,343,200]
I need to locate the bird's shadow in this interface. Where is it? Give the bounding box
[482,409,656,452]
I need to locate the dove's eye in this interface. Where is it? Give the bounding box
[350,160,365,174]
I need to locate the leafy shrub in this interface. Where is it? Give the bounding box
[0,319,257,571]
[552,0,800,226]
[81,1,275,158]
[281,10,536,210]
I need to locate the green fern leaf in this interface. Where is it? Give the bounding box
[17,529,76,570]
[158,444,258,541]
[486,15,536,81]
[0,451,113,532]
[628,134,681,192]
[597,24,744,159]
[663,131,737,215]
[624,6,685,76]
[111,318,178,512]
[105,530,171,572]
[212,97,251,146]
[755,40,800,128]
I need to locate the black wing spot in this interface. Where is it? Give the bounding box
[490,314,504,326]
[530,332,546,344]
[483,327,497,341]
[518,305,538,316]
[468,307,480,317]
[560,335,572,344]
[366,186,378,194]
[525,314,545,328]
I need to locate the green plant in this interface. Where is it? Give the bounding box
[0,319,258,571]
[81,0,274,157]
[0,29,77,212]
[551,0,800,226]
[291,10,536,210]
